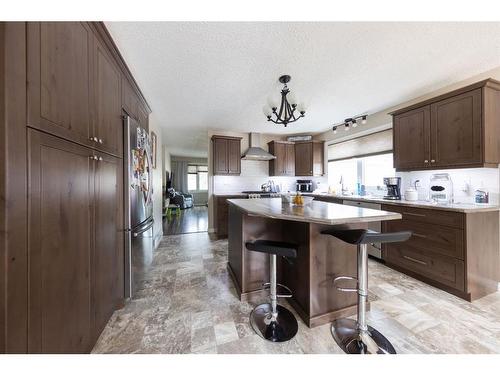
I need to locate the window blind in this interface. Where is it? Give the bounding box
[327,129,393,162]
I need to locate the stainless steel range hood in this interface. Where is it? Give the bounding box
[241,133,276,161]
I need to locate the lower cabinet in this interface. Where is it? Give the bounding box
[93,152,124,338]
[28,130,123,353]
[381,204,499,301]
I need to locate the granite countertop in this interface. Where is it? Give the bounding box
[308,193,500,213]
[227,197,401,225]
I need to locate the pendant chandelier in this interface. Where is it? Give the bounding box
[332,114,368,134]
[263,75,306,127]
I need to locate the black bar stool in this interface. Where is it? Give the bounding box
[321,228,412,354]
[245,240,299,342]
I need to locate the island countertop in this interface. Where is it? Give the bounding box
[227,197,401,225]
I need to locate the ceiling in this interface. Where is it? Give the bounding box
[106,22,500,157]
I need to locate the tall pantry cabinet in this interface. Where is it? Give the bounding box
[1,22,150,353]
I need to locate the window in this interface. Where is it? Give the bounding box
[328,153,395,196]
[187,165,208,191]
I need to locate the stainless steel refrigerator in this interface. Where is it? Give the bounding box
[124,115,154,299]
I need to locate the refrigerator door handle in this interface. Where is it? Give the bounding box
[133,217,154,237]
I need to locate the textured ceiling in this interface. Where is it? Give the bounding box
[106,22,500,157]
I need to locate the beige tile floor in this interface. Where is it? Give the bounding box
[92,232,500,354]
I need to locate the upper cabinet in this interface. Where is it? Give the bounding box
[27,22,150,158]
[93,36,123,158]
[212,135,242,175]
[392,79,500,171]
[27,22,94,148]
[268,141,295,176]
[295,140,325,176]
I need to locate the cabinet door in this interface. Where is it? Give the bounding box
[312,142,324,176]
[273,142,286,175]
[93,153,124,339]
[228,139,241,175]
[28,130,93,353]
[121,77,138,120]
[393,106,431,170]
[285,143,295,176]
[94,36,123,158]
[138,104,149,132]
[27,22,94,148]
[295,142,313,176]
[430,89,482,167]
[213,138,228,174]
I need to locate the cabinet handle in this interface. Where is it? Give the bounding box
[404,212,426,218]
[403,255,427,266]
[412,233,427,239]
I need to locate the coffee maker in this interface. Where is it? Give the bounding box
[383,177,401,200]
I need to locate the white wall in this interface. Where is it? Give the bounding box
[149,115,164,247]
[397,168,499,204]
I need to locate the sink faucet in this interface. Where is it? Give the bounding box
[340,176,348,195]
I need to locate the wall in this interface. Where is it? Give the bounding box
[171,155,209,206]
[207,129,328,231]
[397,168,500,205]
[149,115,164,247]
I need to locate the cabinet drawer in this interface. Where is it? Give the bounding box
[381,204,464,229]
[385,244,465,291]
[385,219,464,259]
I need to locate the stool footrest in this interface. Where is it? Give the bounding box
[333,276,358,293]
[261,282,293,298]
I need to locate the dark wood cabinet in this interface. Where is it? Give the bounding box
[28,130,94,353]
[391,79,500,171]
[393,106,430,170]
[93,36,123,158]
[28,130,125,352]
[93,152,124,339]
[382,204,499,301]
[1,22,149,353]
[27,22,94,149]
[430,88,482,168]
[294,141,324,176]
[215,195,246,238]
[268,141,295,176]
[212,135,242,175]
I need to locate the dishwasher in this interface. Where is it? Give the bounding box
[342,200,382,259]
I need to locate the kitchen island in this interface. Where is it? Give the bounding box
[227,198,401,327]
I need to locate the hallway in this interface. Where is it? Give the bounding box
[163,206,208,235]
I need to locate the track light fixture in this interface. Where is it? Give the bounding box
[332,114,368,134]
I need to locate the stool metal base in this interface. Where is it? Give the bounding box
[331,318,396,354]
[250,303,298,342]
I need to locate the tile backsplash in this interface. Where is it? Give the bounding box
[397,168,500,204]
[213,159,328,194]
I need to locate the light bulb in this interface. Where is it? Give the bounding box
[262,105,272,116]
[267,95,279,110]
[333,127,337,134]
[344,124,350,131]
[287,91,297,106]
[361,116,367,124]
[352,120,357,128]
[297,102,307,113]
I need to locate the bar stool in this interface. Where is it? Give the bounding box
[245,240,299,342]
[321,228,412,354]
